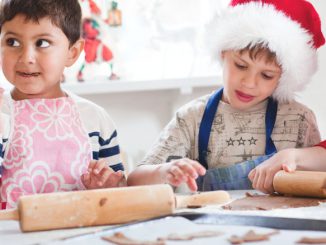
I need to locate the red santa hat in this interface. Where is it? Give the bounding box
[210,0,325,103]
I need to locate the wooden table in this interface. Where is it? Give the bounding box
[1,190,326,244]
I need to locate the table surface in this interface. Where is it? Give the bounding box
[1,190,326,245]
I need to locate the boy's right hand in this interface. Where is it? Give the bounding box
[81,159,126,189]
[159,158,206,192]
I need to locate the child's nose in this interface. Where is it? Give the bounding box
[242,73,257,88]
[18,47,36,64]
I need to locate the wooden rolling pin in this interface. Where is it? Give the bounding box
[0,184,230,232]
[273,170,326,198]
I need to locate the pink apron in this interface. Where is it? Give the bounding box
[0,97,92,209]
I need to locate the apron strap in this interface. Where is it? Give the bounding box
[198,88,223,169]
[198,87,278,169]
[265,97,278,155]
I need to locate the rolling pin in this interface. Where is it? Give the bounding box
[0,184,230,232]
[273,170,326,198]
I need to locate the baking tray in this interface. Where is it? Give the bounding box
[173,212,326,231]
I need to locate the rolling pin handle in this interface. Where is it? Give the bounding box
[175,190,230,209]
[0,208,19,221]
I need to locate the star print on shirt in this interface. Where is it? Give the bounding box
[226,137,235,146]
[248,137,258,145]
[237,137,246,145]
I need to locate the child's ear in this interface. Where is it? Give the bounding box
[65,39,85,67]
[221,51,226,60]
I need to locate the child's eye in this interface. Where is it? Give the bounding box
[262,73,273,80]
[6,38,20,47]
[36,39,50,48]
[234,62,247,70]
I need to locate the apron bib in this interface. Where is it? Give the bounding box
[0,97,92,209]
[197,88,278,191]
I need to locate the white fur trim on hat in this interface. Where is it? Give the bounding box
[208,2,317,103]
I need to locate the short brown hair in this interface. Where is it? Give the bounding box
[0,0,82,45]
[239,43,278,65]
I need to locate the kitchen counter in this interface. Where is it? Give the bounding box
[1,190,326,244]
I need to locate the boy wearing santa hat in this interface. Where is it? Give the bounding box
[128,0,325,192]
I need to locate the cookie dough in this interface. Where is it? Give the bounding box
[223,193,325,210]
[229,230,279,244]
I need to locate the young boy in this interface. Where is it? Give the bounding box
[0,0,125,209]
[249,140,326,193]
[128,0,325,192]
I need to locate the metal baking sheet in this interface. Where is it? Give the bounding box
[174,212,326,231]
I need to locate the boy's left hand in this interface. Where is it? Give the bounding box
[248,149,297,193]
[81,159,126,189]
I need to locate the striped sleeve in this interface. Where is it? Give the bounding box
[0,138,6,177]
[88,107,124,172]
[72,93,124,172]
[89,130,124,171]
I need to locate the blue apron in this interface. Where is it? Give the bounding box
[196,88,278,191]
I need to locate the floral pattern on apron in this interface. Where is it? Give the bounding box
[0,96,92,209]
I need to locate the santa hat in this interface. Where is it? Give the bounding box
[210,0,325,103]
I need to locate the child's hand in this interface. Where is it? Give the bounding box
[159,158,206,192]
[81,159,126,189]
[248,149,297,193]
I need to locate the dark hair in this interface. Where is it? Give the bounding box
[239,42,278,65]
[0,0,82,45]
